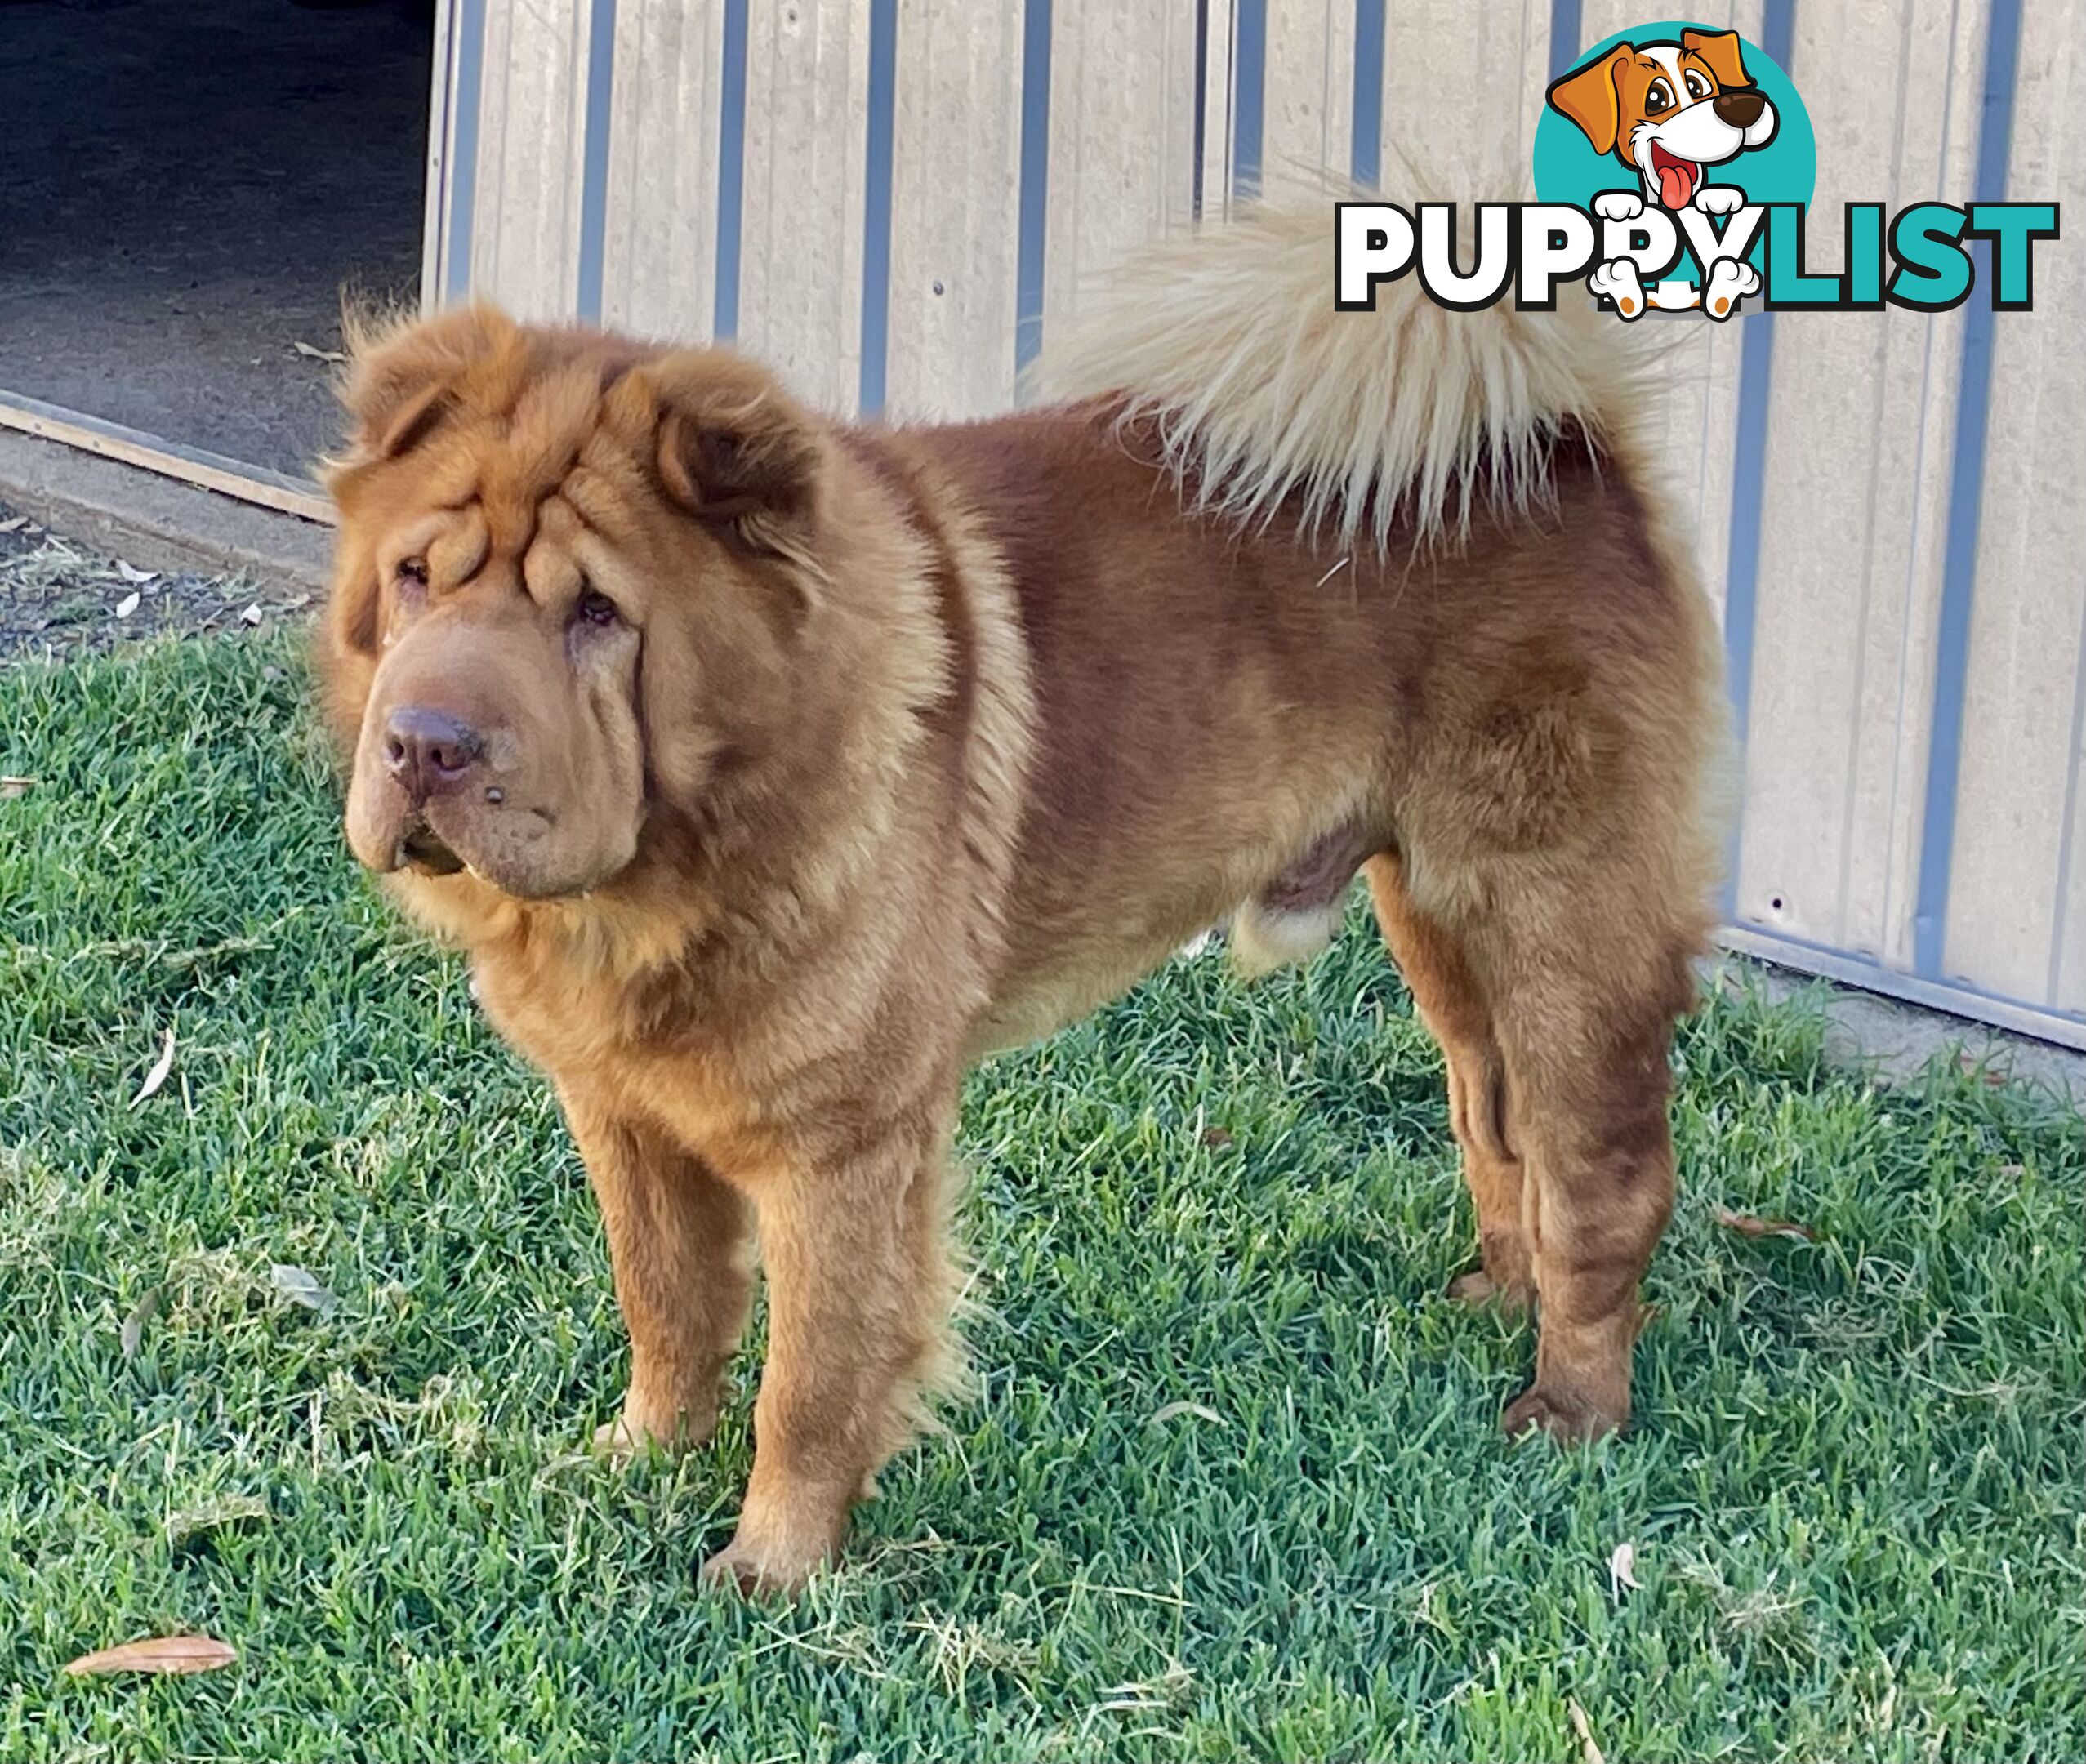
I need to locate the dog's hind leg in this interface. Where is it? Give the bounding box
[1363,849,1533,1308]
[1459,846,1700,1441]
[563,1088,756,1458]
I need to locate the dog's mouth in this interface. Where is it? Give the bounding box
[394,822,466,876]
[1646,141,1701,210]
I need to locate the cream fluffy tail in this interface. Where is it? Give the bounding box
[1034,194,1643,550]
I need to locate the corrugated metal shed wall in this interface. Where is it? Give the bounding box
[424,0,2086,1049]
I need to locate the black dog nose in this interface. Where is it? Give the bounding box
[1714,88,1766,127]
[383,706,484,800]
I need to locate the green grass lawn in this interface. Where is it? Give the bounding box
[3,632,2082,1762]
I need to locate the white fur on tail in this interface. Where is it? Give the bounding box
[1036,193,1644,550]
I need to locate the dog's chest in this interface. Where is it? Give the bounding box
[471,947,797,1167]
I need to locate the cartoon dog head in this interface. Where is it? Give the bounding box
[1546,29,1777,209]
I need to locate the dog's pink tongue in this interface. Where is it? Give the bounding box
[1657,161,1694,208]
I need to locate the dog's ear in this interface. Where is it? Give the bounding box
[1546,44,1632,157]
[337,305,515,463]
[637,354,823,568]
[1682,27,1751,91]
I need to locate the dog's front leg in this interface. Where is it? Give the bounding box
[563,1085,756,1458]
[702,1097,962,1597]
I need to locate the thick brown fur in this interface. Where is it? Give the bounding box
[318,216,1727,1594]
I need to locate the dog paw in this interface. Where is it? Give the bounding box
[1447,1267,1534,1311]
[699,1535,825,1600]
[1448,1268,1498,1305]
[1701,256,1762,320]
[1692,182,1746,216]
[1593,190,1645,222]
[1587,256,1647,319]
[591,1405,712,1461]
[1501,1384,1625,1444]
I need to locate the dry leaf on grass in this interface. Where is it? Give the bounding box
[1567,1699,1606,1764]
[114,560,158,586]
[0,514,29,533]
[1149,1401,1224,1427]
[120,1288,163,1361]
[130,1030,176,1108]
[238,603,265,627]
[64,1634,235,1677]
[114,591,141,620]
[269,1263,337,1315]
[1607,1541,1641,1596]
[1955,1051,2010,1088]
[292,340,348,364]
[166,1494,269,1546]
[1714,1207,1818,1243]
[0,775,36,799]
[1200,1127,1235,1149]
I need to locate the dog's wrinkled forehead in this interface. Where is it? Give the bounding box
[325,307,825,662]
[337,309,649,500]
[461,370,607,560]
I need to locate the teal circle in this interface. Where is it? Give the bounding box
[1533,20,1816,283]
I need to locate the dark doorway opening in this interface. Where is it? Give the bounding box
[0,0,436,481]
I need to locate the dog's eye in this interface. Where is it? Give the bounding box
[575,587,621,628]
[1645,78,1674,113]
[394,557,429,599]
[1683,70,1710,100]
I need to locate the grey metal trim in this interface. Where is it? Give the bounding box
[1718,924,2086,1053]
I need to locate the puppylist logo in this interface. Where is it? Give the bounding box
[1335,20,2058,321]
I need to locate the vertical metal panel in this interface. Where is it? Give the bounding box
[419,0,457,310]
[574,0,620,321]
[1259,0,1354,182]
[1014,0,1054,379]
[1943,0,2084,1013]
[466,0,595,322]
[1579,0,1763,631]
[1201,0,1238,221]
[1713,0,1785,923]
[2055,587,2086,1014]
[1041,1,1202,327]
[734,0,875,415]
[1349,0,1384,184]
[1544,0,1580,78]
[1378,0,1551,189]
[437,0,486,304]
[1914,0,2021,982]
[1232,0,1268,194]
[599,0,726,341]
[1733,0,1990,973]
[883,0,1025,418]
[714,0,751,341]
[858,0,900,411]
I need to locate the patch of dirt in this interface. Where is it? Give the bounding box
[0,0,431,476]
[0,499,313,667]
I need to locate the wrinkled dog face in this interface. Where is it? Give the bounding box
[341,491,647,896]
[320,310,823,903]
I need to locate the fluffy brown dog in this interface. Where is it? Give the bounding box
[318,200,1727,1594]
